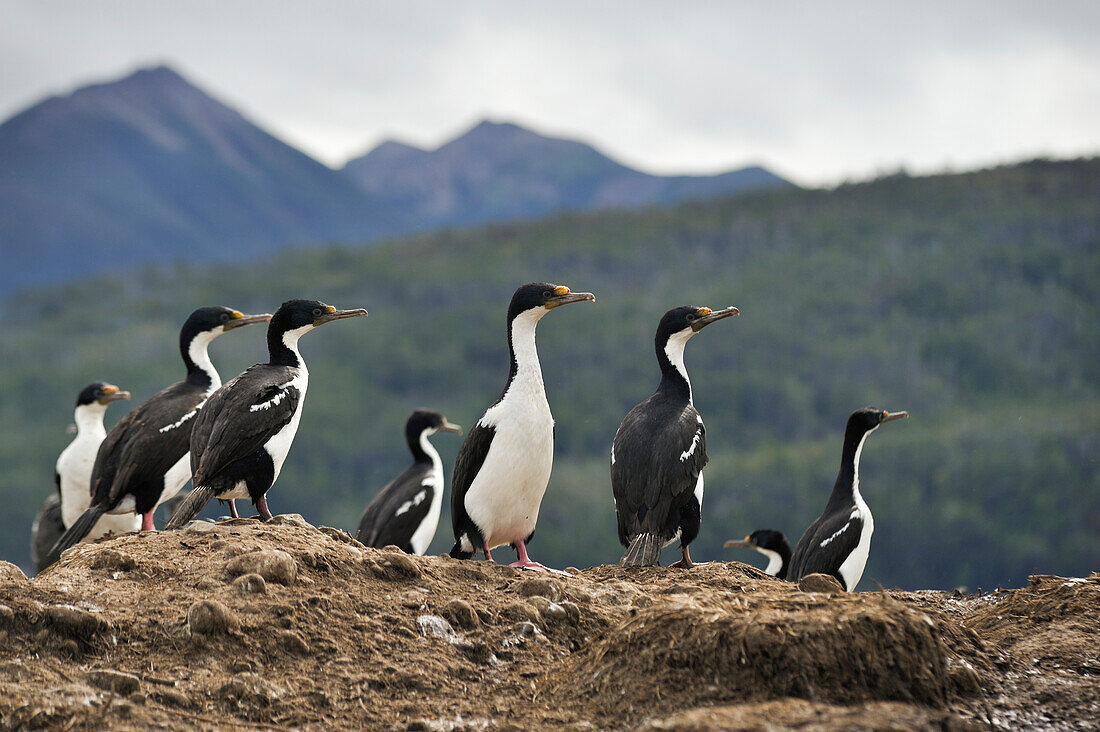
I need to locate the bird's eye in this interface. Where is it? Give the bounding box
[686,314,696,322]
[220,312,230,322]
[312,308,323,317]
[542,290,552,298]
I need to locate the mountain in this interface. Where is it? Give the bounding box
[342,119,790,228]
[1,158,1096,589]
[0,67,789,295]
[0,66,408,294]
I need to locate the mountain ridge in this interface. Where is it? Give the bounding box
[0,65,789,293]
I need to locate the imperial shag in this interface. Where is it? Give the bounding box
[56,383,135,533]
[33,383,137,571]
[46,308,269,565]
[613,304,739,568]
[787,407,908,590]
[724,529,791,579]
[165,300,367,529]
[449,282,595,571]
[355,409,462,554]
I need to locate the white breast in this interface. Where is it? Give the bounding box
[263,369,309,483]
[409,433,445,555]
[837,493,874,591]
[57,429,103,528]
[464,387,555,550]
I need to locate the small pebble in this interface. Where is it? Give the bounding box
[442,599,480,630]
[225,550,297,585]
[187,600,240,636]
[232,573,268,595]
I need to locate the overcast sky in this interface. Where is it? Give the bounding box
[2,1,1098,185]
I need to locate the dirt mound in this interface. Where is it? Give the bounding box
[0,518,1094,730]
[638,699,973,731]
[966,574,1100,673]
[548,592,986,718]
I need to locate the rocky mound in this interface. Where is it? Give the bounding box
[0,517,1095,730]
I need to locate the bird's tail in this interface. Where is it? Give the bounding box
[621,533,662,567]
[164,485,215,530]
[45,505,106,568]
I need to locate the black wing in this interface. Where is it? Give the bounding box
[450,421,495,540]
[191,365,301,486]
[788,508,864,587]
[357,464,435,549]
[90,381,205,508]
[53,470,61,498]
[31,493,65,573]
[612,397,707,543]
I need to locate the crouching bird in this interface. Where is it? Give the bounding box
[787,407,908,590]
[449,282,595,570]
[356,409,462,553]
[725,529,792,579]
[165,300,367,529]
[46,307,269,565]
[613,304,739,568]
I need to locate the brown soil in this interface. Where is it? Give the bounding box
[0,517,1096,731]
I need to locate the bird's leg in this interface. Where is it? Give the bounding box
[670,545,694,569]
[140,511,155,533]
[228,500,239,519]
[506,539,567,572]
[256,495,273,521]
[483,543,495,562]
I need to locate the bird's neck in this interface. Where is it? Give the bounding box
[504,309,547,401]
[269,326,310,369]
[72,403,107,438]
[828,425,876,511]
[656,330,694,404]
[183,329,222,391]
[409,428,440,468]
[759,546,790,579]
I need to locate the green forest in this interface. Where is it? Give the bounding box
[1,157,1096,590]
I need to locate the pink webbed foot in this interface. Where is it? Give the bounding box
[509,540,573,576]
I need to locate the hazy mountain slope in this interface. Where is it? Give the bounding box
[341,120,790,227]
[0,66,399,293]
[1,158,1095,590]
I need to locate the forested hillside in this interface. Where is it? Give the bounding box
[1,157,1096,590]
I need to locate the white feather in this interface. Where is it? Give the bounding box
[57,402,141,537]
[464,308,555,550]
[409,428,445,555]
[837,428,876,590]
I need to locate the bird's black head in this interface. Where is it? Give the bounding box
[269,299,369,335]
[181,306,271,342]
[724,529,788,553]
[266,299,367,365]
[656,304,740,343]
[407,409,463,437]
[846,406,909,438]
[747,529,789,554]
[507,282,595,323]
[75,382,130,408]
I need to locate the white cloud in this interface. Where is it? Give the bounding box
[1,0,1097,185]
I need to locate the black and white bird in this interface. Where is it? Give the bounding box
[32,383,132,572]
[787,407,908,591]
[355,409,462,553]
[56,383,135,535]
[32,383,136,571]
[165,299,367,529]
[46,308,270,565]
[30,494,64,575]
[613,304,739,568]
[449,282,595,570]
[724,529,791,579]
